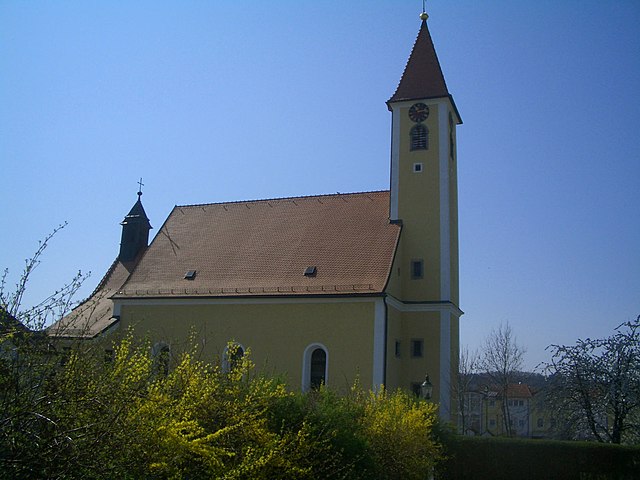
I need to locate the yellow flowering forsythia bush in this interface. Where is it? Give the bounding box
[0,332,443,479]
[362,388,441,480]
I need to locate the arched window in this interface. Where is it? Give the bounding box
[410,124,428,151]
[222,342,245,373]
[302,343,328,392]
[310,348,326,390]
[152,342,170,377]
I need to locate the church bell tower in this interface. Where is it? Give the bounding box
[385,10,462,420]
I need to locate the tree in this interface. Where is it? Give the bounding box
[0,225,91,478]
[479,322,526,436]
[544,316,640,444]
[455,346,480,435]
[1,223,86,331]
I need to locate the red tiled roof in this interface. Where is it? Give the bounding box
[388,19,450,104]
[114,191,400,298]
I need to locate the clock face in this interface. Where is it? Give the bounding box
[408,103,429,123]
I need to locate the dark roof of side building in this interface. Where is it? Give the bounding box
[48,260,134,338]
[0,306,29,335]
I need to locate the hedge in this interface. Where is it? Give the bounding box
[438,436,640,480]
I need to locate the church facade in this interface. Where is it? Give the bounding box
[52,14,462,420]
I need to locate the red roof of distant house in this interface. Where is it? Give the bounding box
[485,383,534,398]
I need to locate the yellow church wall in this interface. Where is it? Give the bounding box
[385,97,461,416]
[385,304,403,390]
[396,102,443,302]
[449,314,460,417]
[116,299,377,391]
[401,310,441,398]
[384,231,403,300]
[448,123,460,306]
[384,305,441,397]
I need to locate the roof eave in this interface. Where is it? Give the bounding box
[386,94,462,125]
[111,292,388,301]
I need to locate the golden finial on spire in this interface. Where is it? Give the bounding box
[420,0,429,20]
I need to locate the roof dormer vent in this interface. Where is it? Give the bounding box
[184,270,197,280]
[304,266,317,277]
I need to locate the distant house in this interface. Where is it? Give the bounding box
[460,382,558,438]
[49,12,463,420]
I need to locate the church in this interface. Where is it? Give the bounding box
[51,11,462,420]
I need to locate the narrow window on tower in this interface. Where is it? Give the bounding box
[449,112,455,160]
[411,339,424,358]
[410,259,424,279]
[410,124,428,151]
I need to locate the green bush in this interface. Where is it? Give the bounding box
[1,333,443,479]
[438,436,640,480]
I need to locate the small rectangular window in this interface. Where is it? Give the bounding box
[413,162,423,173]
[489,419,496,427]
[411,339,423,358]
[395,340,401,358]
[411,260,424,279]
[537,418,544,428]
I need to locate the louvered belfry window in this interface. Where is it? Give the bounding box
[410,124,428,151]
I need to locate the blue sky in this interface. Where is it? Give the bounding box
[1,1,638,370]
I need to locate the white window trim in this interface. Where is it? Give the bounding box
[151,341,170,357]
[301,343,328,392]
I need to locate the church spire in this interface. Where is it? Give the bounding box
[387,14,451,106]
[119,185,152,263]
